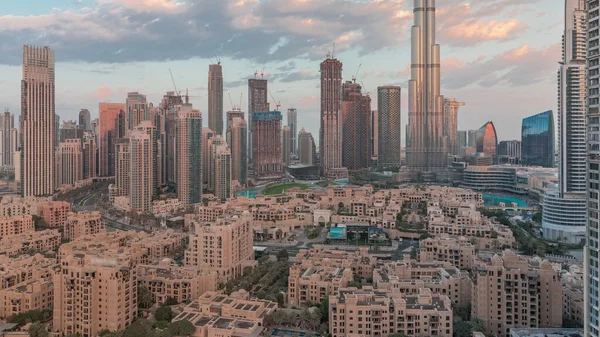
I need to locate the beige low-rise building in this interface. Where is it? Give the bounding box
[288,263,354,307]
[53,253,137,337]
[329,287,453,337]
[64,211,105,241]
[295,245,377,279]
[0,215,34,237]
[0,278,53,318]
[419,235,476,270]
[563,284,584,326]
[185,215,255,283]
[59,230,187,266]
[38,201,71,227]
[0,195,52,217]
[138,259,217,305]
[373,258,472,307]
[0,230,61,256]
[472,250,562,337]
[0,254,57,290]
[152,198,185,217]
[172,289,278,337]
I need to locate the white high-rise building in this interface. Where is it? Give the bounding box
[586,0,600,335]
[543,0,587,243]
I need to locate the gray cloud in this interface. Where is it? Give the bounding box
[0,0,411,65]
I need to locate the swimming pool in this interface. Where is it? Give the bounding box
[483,194,528,207]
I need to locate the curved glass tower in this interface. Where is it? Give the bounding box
[521,110,555,168]
[476,121,498,157]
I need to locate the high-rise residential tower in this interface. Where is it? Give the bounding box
[405,0,447,176]
[226,109,245,138]
[114,140,130,198]
[176,105,203,205]
[587,1,600,334]
[82,137,96,180]
[78,109,91,131]
[21,45,56,197]
[55,139,83,187]
[287,108,297,155]
[129,126,154,213]
[378,86,402,169]
[467,130,478,148]
[98,103,126,177]
[298,128,317,166]
[252,111,283,180]
[248,78,269,163]
[371,110,379,160]
[544,0,587,243]
[282,126,291,167]
[443,98,465,156]
[201,128,216,190]
[0,109,16,167]
[213,141,231,201]
[521,111,555,167]
[342,81,371,171]
[456,130,467,154]
[320,57,347,179]
[126,92,148,130]
[162,91,184,184]
[208,63,224,135]
[227,116,247,185]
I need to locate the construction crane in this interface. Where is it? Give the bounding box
[352,63,362,83]
[269,91,281,111]
[169,69,178,94]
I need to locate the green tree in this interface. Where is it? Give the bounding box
[154,306,174,322]
[388,334,407,337]
[167,320,195,336]
[28,322,49,337]
[276,249,289,262]
[319,298,329,323]
[410,247,418,260]
[138,285,153,309]
[163,297,178,306]
[122,320,154,337]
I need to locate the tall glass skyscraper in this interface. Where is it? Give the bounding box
[521,110,555,168]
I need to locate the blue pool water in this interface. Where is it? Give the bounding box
[483,194,528,207]
[236,187,263,198]
[328,227,347,239]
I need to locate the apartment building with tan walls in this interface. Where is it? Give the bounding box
[329,287,453,337]
[472,250,562,337]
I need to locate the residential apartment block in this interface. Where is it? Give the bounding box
[137,259,217,305]
[173,290,278,337]
[472,250,562,337]
[64,211,105,241]
[329,287,453,337]
[185,215,255,282]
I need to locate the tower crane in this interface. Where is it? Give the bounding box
[269,91,281,111]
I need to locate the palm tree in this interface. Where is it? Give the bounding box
[138,285,153,309]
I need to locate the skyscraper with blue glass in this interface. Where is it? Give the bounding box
[521,110,555,168]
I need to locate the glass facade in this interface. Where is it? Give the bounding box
[521,110,555,168]
[476,121,498,156]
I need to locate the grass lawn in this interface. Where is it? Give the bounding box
[262,183,310,195]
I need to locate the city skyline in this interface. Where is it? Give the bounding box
[0,0,562,145]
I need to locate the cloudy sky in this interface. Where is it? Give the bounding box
[0,0,562,144]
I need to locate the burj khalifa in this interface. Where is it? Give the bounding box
[405,0,448,176]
